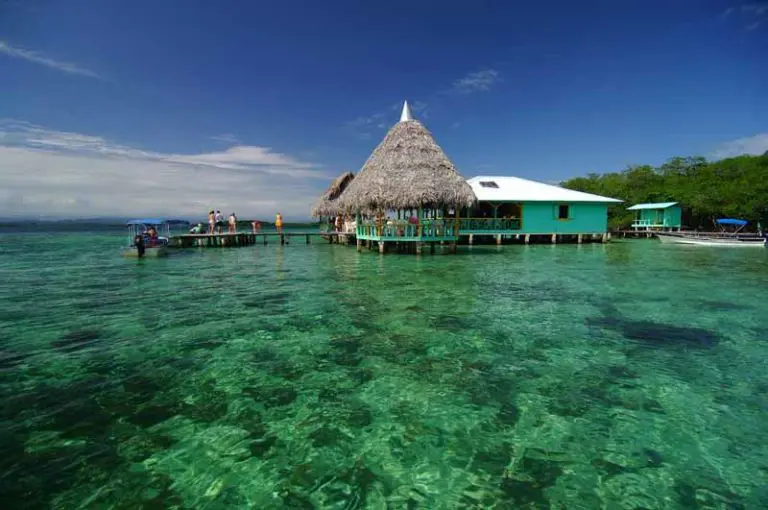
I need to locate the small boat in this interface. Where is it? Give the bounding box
[123,218,187,258]
[656,218,767,247]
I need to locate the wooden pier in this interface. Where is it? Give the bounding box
[169,232,350,248]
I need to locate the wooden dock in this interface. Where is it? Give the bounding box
[169,232,350,248]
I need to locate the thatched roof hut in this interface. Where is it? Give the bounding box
[338,101,476,214]
[311,171,355,218]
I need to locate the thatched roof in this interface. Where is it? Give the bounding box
[338,102,476,213]
[311,171,355,218]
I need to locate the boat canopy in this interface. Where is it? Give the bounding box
[126,218,189,225]
[716,218,748,226]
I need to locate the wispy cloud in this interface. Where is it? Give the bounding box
[343,100,429,139]
[723,2,768,30]
[0,40,101,79]
[343,67,498,138]
[0,120,332,219]
[710,133,768,159]
[343,112,389,140]
[449,69,500,94]
[209,133,239,144]
[742,3,768,16]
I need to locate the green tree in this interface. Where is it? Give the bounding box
[561,153,768,230]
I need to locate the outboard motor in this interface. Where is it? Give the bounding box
[134,235,145,258]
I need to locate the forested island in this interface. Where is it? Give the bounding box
[561,152,768,230]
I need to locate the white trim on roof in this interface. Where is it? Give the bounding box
[626,202,678,210]
[466,176,622,203]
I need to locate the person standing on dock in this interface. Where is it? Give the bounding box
[251,220,261,233]
[215,210,224,234]
[275,212,283,233]
[208,210,215,234]
[229,212,237,233]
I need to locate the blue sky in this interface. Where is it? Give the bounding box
[1,0,766,219]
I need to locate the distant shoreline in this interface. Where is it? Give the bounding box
[0,219,319,233]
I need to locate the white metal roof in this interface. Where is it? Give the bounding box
[466,176,622,203]
[626,202,678,210]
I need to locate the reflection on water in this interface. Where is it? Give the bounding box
[0,234,767,508]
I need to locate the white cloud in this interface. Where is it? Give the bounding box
[0,40,101,79]
[0,121,333,219]
[450,69,500,94]
[710,133,768,159]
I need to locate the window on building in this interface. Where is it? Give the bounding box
[558,204,570,220]
[479,181,499,188]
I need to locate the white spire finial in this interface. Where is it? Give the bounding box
[400,100,413,122]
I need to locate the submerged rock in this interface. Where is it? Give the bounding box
[586,311,721,349]
[53,328,102,351]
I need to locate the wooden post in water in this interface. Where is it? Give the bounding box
[524,234,530,245]
[280,234,285,245]
[468,234,474,245]
[306,234,310,244]
[357,239,362,252]
[551,234,557,244]
[496,234,502,245]
[379,241,385,254]
[577,234,583,244]
[416,242,423,255]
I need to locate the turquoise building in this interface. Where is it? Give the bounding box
[627,202,682,231]
[462,176,622,241]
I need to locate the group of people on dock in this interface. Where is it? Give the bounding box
[189,211,283,235]
[204,210,240,234]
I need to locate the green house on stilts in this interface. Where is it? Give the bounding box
[627,202,682,231]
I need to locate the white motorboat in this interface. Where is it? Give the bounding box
[656,232,766,247]
[655,218,766,247]
[123,218,188,258]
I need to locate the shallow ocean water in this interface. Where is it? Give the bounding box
[1,232,767,509]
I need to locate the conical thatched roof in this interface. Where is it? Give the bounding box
[311,171,355,218]
[338,102,476,213]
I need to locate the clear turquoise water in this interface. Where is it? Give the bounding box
[1,232,767,509]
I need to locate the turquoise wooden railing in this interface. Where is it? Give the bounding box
[459,218,522,232]
[356,219,459,239]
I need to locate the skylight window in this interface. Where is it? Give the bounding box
[479,181,499,188]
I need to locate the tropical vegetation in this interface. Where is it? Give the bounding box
[561,152,768,230]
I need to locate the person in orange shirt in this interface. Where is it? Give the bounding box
[275,213,283,233]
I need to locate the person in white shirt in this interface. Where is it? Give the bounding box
[215,210,224,234]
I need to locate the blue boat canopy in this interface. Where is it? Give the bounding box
[716,218,748,226]
[126,218,189,225]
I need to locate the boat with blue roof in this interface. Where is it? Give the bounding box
[656,219,766,247]
[123,218,188,258]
